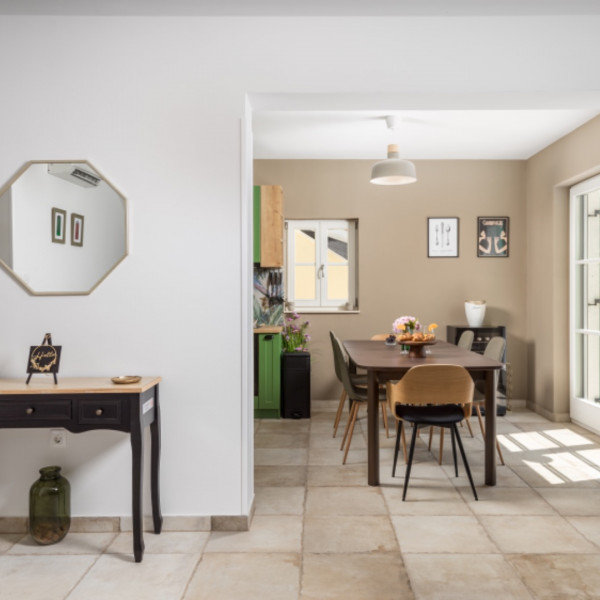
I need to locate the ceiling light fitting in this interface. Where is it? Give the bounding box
[370,116,417,186]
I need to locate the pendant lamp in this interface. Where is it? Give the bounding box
[370,144,417,185]
[370,116,417,186]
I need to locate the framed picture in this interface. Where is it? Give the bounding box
[51,208,66,244]
[477,217,509,257]
[71,213,84,247]
[428,217,459,257]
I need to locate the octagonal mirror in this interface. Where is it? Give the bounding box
[0,160,127,295]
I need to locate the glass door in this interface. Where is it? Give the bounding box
[570,174,600,433]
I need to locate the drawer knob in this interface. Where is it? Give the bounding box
[95,408,104,416]
[26,407,34,415]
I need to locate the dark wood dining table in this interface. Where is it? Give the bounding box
[343,339,504,487]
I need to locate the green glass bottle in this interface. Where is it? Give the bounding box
[29,466,71,545]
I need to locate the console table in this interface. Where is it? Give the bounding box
[0,376,162,562]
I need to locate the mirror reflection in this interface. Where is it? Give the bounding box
[0,160,127,295]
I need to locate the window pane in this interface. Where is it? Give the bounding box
[327,229,348,264]
[327,265,348,301]
[588,262,600,331]
[586,335,600,403]
[296,229,316,262]
[574,195,586,261]
[587,190,600,260]
[574,264,585,330]
[574,332,585,398]
[294,265,316,300]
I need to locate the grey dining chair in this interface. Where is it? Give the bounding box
[457,329,474,351]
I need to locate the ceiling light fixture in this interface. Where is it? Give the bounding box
[370,116,417,186]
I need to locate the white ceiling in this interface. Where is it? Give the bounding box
[252,109,600,160]
[3,0,600,160]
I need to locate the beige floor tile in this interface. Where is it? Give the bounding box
[392,515,498,553]
[459,486,557,515]
[480,515,598,553]
[204,516,302,553]
[0,533,22,553]
[254,465,307,486]
[254,432,309,449]
[403,554,533,599]
[184,553,300,600]
[307,464,368,487]
[106,531,209,554]
[67,553,199,599]
[257,419,310,433]
[535,487,600,515]
[382,482,472,515]
[507,554,600,599]
[309,432,367,450]
[254,447,308,465]
[308,446,367,466]
[510,465,600,488]
[254,486,305,515]
[305,486,387,516]
[300,552,413,600]
[0,555,97,600]
[446,463,529,488]
[303,515,398,553]
[7,532,117,555]
[567,516,600,547]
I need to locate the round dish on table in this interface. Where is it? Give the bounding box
[399,339,436,358]
[111,376,142,385]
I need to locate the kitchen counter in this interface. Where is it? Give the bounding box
[254,326,283,334]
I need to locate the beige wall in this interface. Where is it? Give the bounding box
[255,159,528,401]
[526,115,600,421]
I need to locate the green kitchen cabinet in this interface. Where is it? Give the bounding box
[254,331,282,418]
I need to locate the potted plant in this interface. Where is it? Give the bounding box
[280,313,311,418]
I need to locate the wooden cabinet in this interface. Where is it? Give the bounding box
[254,329,282,418]
[253,185,283,267]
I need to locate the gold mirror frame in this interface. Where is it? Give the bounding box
[0,160,128,295]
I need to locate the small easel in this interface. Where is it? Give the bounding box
[26,333,61,384]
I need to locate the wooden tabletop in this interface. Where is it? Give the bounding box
[343,340,503,372]
[0,376,162,395]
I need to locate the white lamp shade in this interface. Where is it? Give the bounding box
[370,144,417,185]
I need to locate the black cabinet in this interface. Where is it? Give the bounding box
[281,352,311,419]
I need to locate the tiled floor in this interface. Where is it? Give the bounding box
[3,401,600,599]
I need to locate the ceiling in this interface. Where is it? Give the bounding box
[3,0,599,160]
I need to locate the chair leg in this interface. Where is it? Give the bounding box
[380,400,390,438]
[476,404,505,466]
[428,426,434,450]
[400,422,407,463]
[342,402,360,464]
[465,418,474,437]
[438,428,444,465]
[452,423,478,501]
[403,422,419,501]
[340,399,356,451]
[332,389,347,438]
[392,420,403,477]
[449,426,458,477]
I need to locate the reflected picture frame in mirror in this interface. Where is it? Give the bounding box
[0,160,128,295]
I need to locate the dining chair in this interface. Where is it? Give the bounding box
[386,364,478,501]
[471,336,506,465]
[457,329,474,350]
[329,331,389,464]
[428,329,475,461]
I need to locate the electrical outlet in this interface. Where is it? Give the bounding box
[50,429,66,448]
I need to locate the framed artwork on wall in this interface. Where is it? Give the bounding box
[477,216,509,257]
[71,213,84,247]
[428,217,459,257]
[51,208,66,244]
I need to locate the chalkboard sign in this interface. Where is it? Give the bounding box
[26,333,61,384]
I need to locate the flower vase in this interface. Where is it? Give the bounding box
[465,300,486,327]
[29,466,71,545]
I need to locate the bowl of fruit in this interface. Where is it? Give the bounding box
[396,323,438,358]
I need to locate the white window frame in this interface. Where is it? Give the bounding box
[285,219,358,312]
[570,174,600,433]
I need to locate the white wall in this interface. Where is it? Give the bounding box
[0,14,598,519]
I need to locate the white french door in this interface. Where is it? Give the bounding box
[570,174,600,433]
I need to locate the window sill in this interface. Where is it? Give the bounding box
[284,308,360,315]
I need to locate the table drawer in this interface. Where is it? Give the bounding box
[78,399,122,425]
[0,401,72,421]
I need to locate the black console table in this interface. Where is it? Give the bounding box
[0,376,162,562]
